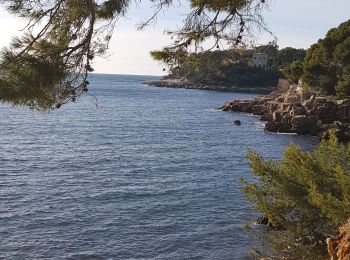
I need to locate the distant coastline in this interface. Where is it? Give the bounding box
[143,78,273,94]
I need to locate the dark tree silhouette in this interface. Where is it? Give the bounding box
[0,0,270,110]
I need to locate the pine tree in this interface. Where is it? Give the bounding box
[243,132,350,254]
[302,20,350,96]
[0,0,269,110]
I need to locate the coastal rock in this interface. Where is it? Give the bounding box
[336,99,350,106]
[260,114,272,121]
[337,104,350,122]
[265,121,281,132]
[276,96,285,103]
[221,100,253,113]
[300,90,312,101]
[252,105,267,115]
[314,103,337,123]
[284,95,301,103]
[291,106,305,116]
[327,219,350,260]
[291,115,316,134]
[221,101,240,112]
[319,126,350,142]
[233,120,241,126]
[272,111,287,122]
[267,101,281,113]
[316,119,323,128]
[240,101,254,113]
[221,85,350,138]
[144,78,273,93]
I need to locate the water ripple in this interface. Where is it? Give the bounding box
[0,74,316,259]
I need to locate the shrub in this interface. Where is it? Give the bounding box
[242,132,350,254]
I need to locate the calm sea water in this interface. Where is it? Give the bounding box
[0,74,316,259]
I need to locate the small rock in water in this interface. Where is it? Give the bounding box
[233,120,241,126]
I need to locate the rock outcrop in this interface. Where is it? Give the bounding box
[220,86,350,141]
[327,219,350,260]
[144,78,273,94]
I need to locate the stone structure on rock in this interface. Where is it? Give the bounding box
[220,85,350,141]
[327,219,350,260]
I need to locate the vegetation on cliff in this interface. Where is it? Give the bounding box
[302,20,350,97]
[242,132,350,257]
[151,45,305,88]
[215,20,350,258]
[151,19,350,99]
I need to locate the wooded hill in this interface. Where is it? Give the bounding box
[152,20,350,97]
[151,44,306,88]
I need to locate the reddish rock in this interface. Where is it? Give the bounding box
[327,219,350,260]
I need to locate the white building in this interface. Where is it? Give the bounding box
[251,53,268,68]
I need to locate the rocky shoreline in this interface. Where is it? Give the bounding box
[144,78,273,94]
[220,85,350,142]
[327,218,350,259]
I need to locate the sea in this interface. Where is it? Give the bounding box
[0,74,316,259]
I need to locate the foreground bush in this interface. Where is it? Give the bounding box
[243,132,350,256]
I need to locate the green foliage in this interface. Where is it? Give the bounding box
[0,0,270,110]
[170,49,282,87]
[243,132,350,248]
[283,60,304,84]
[336,73,350,98]
[150,50,172,63]
[151,44,307,88]
[273,47,306,68]
[255,43,279,57]
[253,44,306,69]
[302,41,337,95]
[150,48,188,69]
[263,230,327,259]
[0,0,129,109]
[0,50,67,109]
[302,20,350,96]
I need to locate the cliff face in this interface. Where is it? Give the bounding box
[221,86,350,141]
[327,219,350,260]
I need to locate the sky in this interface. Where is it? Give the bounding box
[0,0,349,76]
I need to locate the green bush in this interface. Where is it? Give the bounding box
[302,20,350,96]
[336,73,350,98]
[242,132,350,254]
[283,60,304,84]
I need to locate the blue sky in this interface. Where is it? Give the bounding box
[0,0,349,76]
